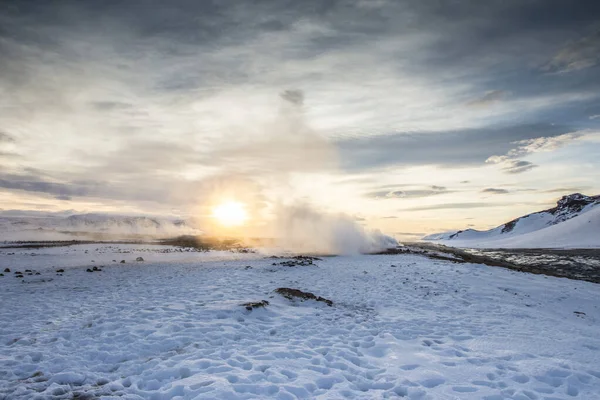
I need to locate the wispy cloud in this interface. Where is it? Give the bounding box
[482,188,509,194]
[544,187,588,194]
[0,131,15,142]
[486,131,592,174]
[544,30,600,73]
[339,124,574,171]
[502,160,537,174]
[366,185,451,199]
[488,131,586,163]
[406,202,504,211]
[467,90,508,107]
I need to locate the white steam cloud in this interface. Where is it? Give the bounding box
[189,90,398,254]
[273,204,398,255]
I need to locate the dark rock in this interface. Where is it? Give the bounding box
[371,247,411,255]
[25,269,32,273]
[15,274,23,278]
[120,260,126,263]
[501,219,517,233]
[273,256,322,267]
[56,269,65,273]
[92,266,99,271]
[136,257,144,262]
[14,271,22,274]
[86,268,93,272]
[242,300,269,311]
[275,288,333,306]
[244,265,252,270]
[35,272,40,275]
[0,273,3,277]
[3,268,9,273]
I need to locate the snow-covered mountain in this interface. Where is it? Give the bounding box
[423,193,600,249]
[0,212,200,241]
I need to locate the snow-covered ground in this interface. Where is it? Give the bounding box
[1,244,600,399]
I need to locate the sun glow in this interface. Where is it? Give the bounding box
[211,201,248,227]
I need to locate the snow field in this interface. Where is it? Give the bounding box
[1,244,600,399]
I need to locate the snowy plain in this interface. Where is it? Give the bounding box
[1,244,600,400]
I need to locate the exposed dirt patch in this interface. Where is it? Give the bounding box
[275,288,333,306]
[241,300,269,311]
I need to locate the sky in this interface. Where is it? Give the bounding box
[1,0,599,239]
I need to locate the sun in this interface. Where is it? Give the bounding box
[211,201,248,227]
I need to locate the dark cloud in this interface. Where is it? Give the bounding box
[91,101,133,110]
[0,172,170,203]
[503,160,537,174]
[337,124,572,171]
[0,151,20,158]
[0,209,76,217]
[0,131,15,142]
[482,188,509,194]
[55,195,72,201]
[0,174,90,197]
[280,90,304,106]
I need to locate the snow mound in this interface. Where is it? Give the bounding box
[1,244,599,399]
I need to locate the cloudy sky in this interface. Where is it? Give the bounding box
[1,0,599,238]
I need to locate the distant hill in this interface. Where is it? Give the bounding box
[423,193,600,249]
[0,212,200,241]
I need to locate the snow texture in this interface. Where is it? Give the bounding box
[1,244,600,399]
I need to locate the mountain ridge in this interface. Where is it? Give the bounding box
[423,193,600,248]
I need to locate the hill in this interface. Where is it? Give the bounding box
[423,193,600,248]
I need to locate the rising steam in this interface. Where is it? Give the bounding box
[273,204,397,255]
[188,90,398,254]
